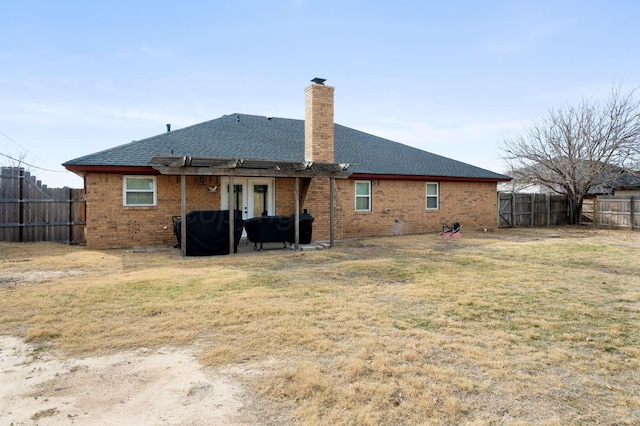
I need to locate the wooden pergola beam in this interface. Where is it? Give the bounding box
[152,166,351,179]
[149,156,353,179]
[149,155,353,256]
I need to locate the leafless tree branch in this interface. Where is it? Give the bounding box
[500,85,640,224]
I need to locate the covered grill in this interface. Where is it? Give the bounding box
[244,210,314,250]
[173,210,244,256]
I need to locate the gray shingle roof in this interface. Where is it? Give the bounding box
[63,113,510,180]
[588,170,640,194]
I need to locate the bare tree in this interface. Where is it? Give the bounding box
[500,86,640,224]
[5,150,30,169]
[1,131,31,171]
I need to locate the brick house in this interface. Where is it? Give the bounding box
[63,79,510,250]
[588,170,640,197]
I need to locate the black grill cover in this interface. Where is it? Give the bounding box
[299,210,314,244]
[244,211,314,245]
[174,210,244,256]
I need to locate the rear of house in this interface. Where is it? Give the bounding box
[64,80,510,249]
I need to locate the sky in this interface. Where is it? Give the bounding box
[1,0,639,188]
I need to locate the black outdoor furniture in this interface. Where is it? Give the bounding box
[173,210,244,255]
[244,210,314,251]
[439,222,462,238]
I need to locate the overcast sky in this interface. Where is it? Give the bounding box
[2,0,639,187]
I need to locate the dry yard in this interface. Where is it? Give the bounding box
[1,227,639,425]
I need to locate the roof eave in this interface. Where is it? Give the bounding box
[349,173,512,183]
[63,165,159,175]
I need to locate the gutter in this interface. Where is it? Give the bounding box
[348,173,512,183]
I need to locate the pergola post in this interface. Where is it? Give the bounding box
[229,175,234,255]
[330,177,335,248]
[294,177,300,250]
[180,175,187,257]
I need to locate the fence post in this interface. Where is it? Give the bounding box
[511,192,516,227]
[496,192,500,228]
[19,168,25,242]
[68,187,73,244]
[545,194,550,225]
[631,196,635,230]
[532,193,537,226]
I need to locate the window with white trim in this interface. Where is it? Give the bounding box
[355,180,371,211]
[426,182,439,210]
[123,176,157,206]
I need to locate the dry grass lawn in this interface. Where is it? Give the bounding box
[1,227,639,424]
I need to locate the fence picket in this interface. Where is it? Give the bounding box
[498,192,569,227]
[0,167,85,244]
[587,196,639,230]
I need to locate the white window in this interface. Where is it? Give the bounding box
[123,176,156,206]
[355,181,371,211]
[426,182,439,210]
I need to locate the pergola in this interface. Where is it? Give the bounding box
[148,155,353,256]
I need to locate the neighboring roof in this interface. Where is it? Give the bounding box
[589,170,640,194]
[63,113,510,181]
[611,172,640,189]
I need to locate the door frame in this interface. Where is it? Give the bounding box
[220,177,275,220]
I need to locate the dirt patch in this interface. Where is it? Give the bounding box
[0,336,251,425]
[0,270,86,288]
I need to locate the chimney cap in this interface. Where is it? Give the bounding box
[311,77,326,85]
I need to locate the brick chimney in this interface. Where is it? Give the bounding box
[305,78,334,163]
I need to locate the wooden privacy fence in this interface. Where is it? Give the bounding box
[0,167,85,244]
[582,196,639,230]
[498,192,570,228]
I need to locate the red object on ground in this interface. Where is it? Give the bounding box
[440,231,462,238]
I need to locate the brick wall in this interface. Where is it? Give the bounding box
[85,173,221,249]
[301,178,334,239]
[274,178,295,216]
[440,180,498,229]
[274,177,497,241]
[85,173,498,248]
[323,179,497,240]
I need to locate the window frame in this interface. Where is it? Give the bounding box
[355,180,372,212]
[123,175,157,207]
[426,182,439,210]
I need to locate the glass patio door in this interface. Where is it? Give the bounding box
[221,178,274,221]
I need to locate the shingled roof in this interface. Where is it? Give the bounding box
[63,113,510,181]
